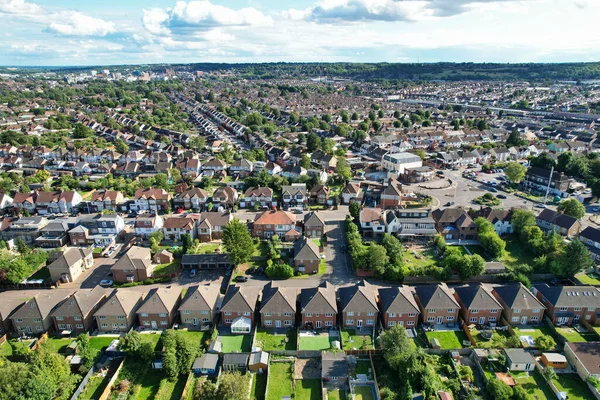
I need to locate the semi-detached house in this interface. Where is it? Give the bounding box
[414,284,460,326]
[378,286,420,329]
[94,290,144,333]
[252,210,297,240]
[259,283,297,329]
[11,290,73,336]
[532,284,600,325]
[492,283,546,325]
[163,216,196,241]
[220,286,261,334]
[51,287,107,335]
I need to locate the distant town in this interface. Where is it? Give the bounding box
[1,63,600,400]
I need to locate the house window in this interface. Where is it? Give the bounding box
[447,309,454,313]
[346,320,354,325]
[472,310,479,314]
[427,317,435,322]
[586,315,591,320]
[160,321,168,326]
[141,313,148,317]
[284,312,292,317]
[265,320,272,326]
[117,316,125,320]
[446,316,453,321]
[388,321,396,327]
[285,320,292,326]
[368,312,374,316]
[347,312,354,316]
[366,320,374,325]
[225,311,232,316]
[407,321,414,326]
[490,309,498,314]
[325,321,333,327]
[159,313,167,317]
[183,310,191,315]
[530,316,538,322]
[58,324,66,330]
[470,317,477,323]
[575,307,582,312]
[389,313,396,317]
[243,312,251,316]
[408,313,416,317]
[76,324,84,329]
[56,316,64,321]
[36,327,43,331]
[306,313,313,317]
[74,316,82,321]
[559,307,568,312]
[264,312,272,317]
[489,317,497,322]
[225,319,232,323]
[33,318,41,323]
[589,308,596,312]
[429,309,436,313]
[514,309,521,314]
[202,318,209,323]
[101,323,108,328]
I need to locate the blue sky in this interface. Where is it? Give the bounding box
[1,0,599,66]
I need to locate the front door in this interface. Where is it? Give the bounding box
[26,326,32,334]
[521,316,527,325]
[437,316,443,324]
[151,321,157,329]
[193,318,199,326]
[479,317,485,324]
[558,317,569,325]
[357,320,363,328]
[316,321,321,329]
[276,320,281,328]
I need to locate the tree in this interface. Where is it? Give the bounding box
[380,324,416,368]
[218,371,248,400]
[265,260,294,279]
[306,132,320,151]
[349,202,361,221]
[557,198,586,219]
[193,379,219,400]
[543,366,558,381]
[513,385,532,400]
[73,123,92,139]
[170,168,182,183]
[119,330,142,353]
[555,240,594,277]
[535,335,556,351]
[182,233,193,254]
[336,156,351,182]
[368,243,389,276]
[506,130,524,147]
[222,219,255,266]
[593,180,600,198]
[351,112,359,120]
[504,162,527,183]
[16,238,29,254]
[557,151,574,172]
[175,334,198,374]
[114,138,128,154]
[381,233,403,267]
[486,379,513,400]
[511,209,536,238]
[414,149,426,160]
[299,154,311,169]
[475,218,506,259]
[458,254,485,280]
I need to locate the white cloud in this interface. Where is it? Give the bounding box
[142,8,170,35]
[48,11,116,36]
[287,0,431,23]
[0,0,41,15]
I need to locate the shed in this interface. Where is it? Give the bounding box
[430,338,441,350]
[66,340,79,355]
[223,352,249,372]
[208,339,222,354]
[248,351,269,373]
[192,353,219,375]
[153,250,174,265]
[541,353,568,369]
[504,349,535,371]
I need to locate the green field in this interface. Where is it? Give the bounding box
[219,334,253,353]
[499,236,536,267]
[426,331,469,349]
[254,329,297,351]
[298,334,334,351]
[553,374,595,400]
[153,260,181,276]
[557,327,598,343]
[512,371,555,400]
[295,379,321,400]
[353,385,375,400]
[327,389,347,400]
[266,363,293,400]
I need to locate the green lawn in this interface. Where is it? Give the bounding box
[402,248,437,268]
[154,374,188,400]
[576,271,600,285]
[266,363,293,400]
[219,334,253,353]
[175,330,211,349]
[198,243,221,254]
[425,331,469,350]
[0,339,33,359]
[44,337,72,353]
[553,374,595,400]
[557,327,598,343]
[465,245,487,258]
[341,329,373,350]
[353,385,375,400]
[250,373,267,400]
[140,332,163,351]
[499,236,536,267]
[79,373,110,400]
[298,334,334,351]
[327,389,347,400]
[512,325,556,347]
[28,267,50,282]
[512,370,555,400]
[471,329,512,349]
[153,260,181,276]
[254,329,297,351]
[89,336,117,351]
[295,379,321,400]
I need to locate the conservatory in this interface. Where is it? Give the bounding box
[231,316,252,334]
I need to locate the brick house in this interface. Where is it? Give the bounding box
[380,178,403,209]
[281,183,308,209]
[300,282,337,329]
[111,246,153,283]
[454,284,503,325]
[212,186,238,208]
[173,188,210,211]
[195,211,232,242]
[580,226,600,263]
[535,209,582,238]
[293,237,321,274]
[220,286,261,334]
[252,210,297,239]
[89,190,124,212]
[493,283,546,325]
[178,284,220,329]
[341,183,363,205]
[11,291,73,336]
[47,247,94,284]
[134,214,164,239]
[431,208,477,241]
[338,281,379,330]
[532,284,600,325]
[163,216,197,241]
[94,290,144,333]
[243,187,273,207]
[359,208,385,239]
[378,286,420,329]
[414,284,460,326]
[51,287,107,334]
[309,184,330,205]
[304,212,325,238]
[133,188,171,212]
[259,283,297,329]
[0,299,25,336]
[136,288,181,330]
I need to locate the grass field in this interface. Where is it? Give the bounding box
[576,272,600,285]
[557,327,598,343]
[154,374,188,400]
[250,373,267,400]
[553,374,594,400]
[140,332,163,351]
[89,336,118,351]
[219,334,253,353]
[295,379,321,400]
[402,247,437,268]
[499,236,536,267]
[298,334,334,351]
[266,363,293,400]
[327,389,347,400]
[153,260,181,276]
[512,371,555,400]
[471,329,511,349]
[80,374,110,400]
[341,329,373,350]
[254,329,297,351]
[426,331,469,349]
[513,325,555,343]
[44,337,72,353]
[353,385,375,400]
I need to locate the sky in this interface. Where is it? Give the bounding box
[1,0,600,66]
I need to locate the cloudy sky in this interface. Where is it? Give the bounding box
[1,0,599,66]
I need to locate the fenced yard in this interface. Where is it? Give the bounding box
[299,332,335,351]
[513,325,555,346]
[352,384,376,400]
[556,326,598,343]
[425,330,469,349]
[219,334,253,353]
[295,379,322,400]
[341,329,374,350]
[254,329,297,351]
[251,373,267,400]
[552,374,595,400]
[267,362,293,400]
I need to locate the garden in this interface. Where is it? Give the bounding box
[352,385,376,400]
[513,325,556,347]
[254,328,297,351]
[552,374,595,400]
[341,329,374,350]
[218,333,253,353]
[295,379,322,400]
[556,326,599,343]
[266,362,293,400]
[425,330,469,350]
[251,373,267,400]
[575,271,600,285]
[327,389,347,400]
[298,332,335,351]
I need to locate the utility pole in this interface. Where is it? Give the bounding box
[543,165,554,206]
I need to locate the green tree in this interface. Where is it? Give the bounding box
[222,219,255,266]
[351,112,359,120]
[380,324,416,369]
[170,168,182,183]
[511,209,536,238]
[299,154,311,169]
[504,162,527,183]
[114,138,128,154]
[0,361,30,400]
[306,132,320,151]
[557,151,574,173]
[555,240,594,277]
[119,330,142,353]
[369,243,389,276]
[175,334,198,374]
[265,260,294,279]
[336,156,351,182]
[557,198,586,219]
[218,371,248,400]
[193,379,219,400]
[182,233,193,254]
[486,379,513,400]
[16,238,29,254]
[543,366,558,381]
[513,385,532,400]
[349,202,361,221]
[458,254,485,280]
[506,130,524,147]
[73,123,92,139]
[535,335,556,351]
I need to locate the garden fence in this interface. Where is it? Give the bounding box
[70,365,96,400]
[98,357,126,400]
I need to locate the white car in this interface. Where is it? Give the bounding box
[99,280,113,287]
[320,254,326,259]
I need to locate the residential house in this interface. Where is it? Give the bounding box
[12,192,37,213]
[309,184,330,205]
[490,147,511,162]
[341,183,363,205]
[0,192,13,210]
[338,281,379,330]
[203,158,227,171]
[300,282,338,329]
[281,165,307,179]
[51,287,107,334]
[163,216,196,241]
[178,284,220,329]
[304,212,325,238]
[47,247,94,284]
[89,190,124,212]
[359,208,385,239]
[220,286,261,334]
[136,288,181,330]
[176,158,202,178]
[532,284,600,325]
[111,246,153,283]
[134,214,164,239]
[322,351,348,388]
[378,286,420,329]
[74,213,125,246]
[180,253,231,270]
[579,226,600,263]
[35,190,82,214]
[564,342,600,381]
[35,220,70,248]
[380,178,403,208]
[0,298,25,336]
[229,158,253,177]
[492,283,546,325]
[192,353,219,376]
[402,166,435,183]
[222,353,249,372]
[132,188,171,212]
[383,209,437,238]
[281,183,308,209]
[211,186,238,208]
[94,290,144,333]
[173,188,210,211]
[153,249,173,265]
[259,283,297,329]
[523,167,570,198]
[0,216,49,244]
[252,210,297,239]
[381,152,423,176]
[243,187,273,208]
[414,284,460,326]
[431,208,477,241]
[196,211,232,242]
[454,284,503,325]
[469,207,513,236]
[535,208,582,238]
[293,237,321,275]
[11,291,72,336]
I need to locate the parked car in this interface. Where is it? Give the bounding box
[106,250,114,257]
[445,201,455,206]
[190,269,196,278]
[99,280,113,287]
[496,194,507,199]
[340,244,347,253]
[535,203,547,208]
[235,276,248,283]
[489,188,498,193]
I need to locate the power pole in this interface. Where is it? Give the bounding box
[543,165,554,205]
